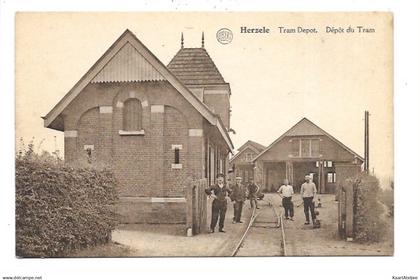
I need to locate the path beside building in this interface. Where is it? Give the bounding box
[112,199,253,256]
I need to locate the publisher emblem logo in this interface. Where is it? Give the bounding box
[216,28,233,44]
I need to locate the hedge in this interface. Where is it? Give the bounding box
[379,182,394,217]
[353,173,387,242]
[16,152,119,257]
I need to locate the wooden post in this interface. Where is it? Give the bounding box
[317,161,321,194]
[321,162,326,194]
[364,110,370,174]
[337,185,342,237]
[198,179,208,234]
[344,182,354,241]
[186,178,208,236]
[185,178,193,236]
[286,161,294,185]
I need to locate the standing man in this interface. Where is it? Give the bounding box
[300,175,317,225]
[247,177,260,210]
[277,179,294,220]
[230,176,247,223]
[205,173,231,233]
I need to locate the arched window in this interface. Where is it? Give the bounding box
[123,98,141,131]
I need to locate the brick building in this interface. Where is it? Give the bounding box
[229,140,266,184]
[252,118,363,193]
[43,30,233,223]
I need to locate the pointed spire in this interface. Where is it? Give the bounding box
[181,32,184,49]
[201,32,205,48]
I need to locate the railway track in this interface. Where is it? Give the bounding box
[232,197,287,256]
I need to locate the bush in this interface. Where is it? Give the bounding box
[353,173,387,243]
[16,148,119,257]
[379,181,394,217]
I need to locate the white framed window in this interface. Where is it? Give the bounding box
[327,172,337,183]
[291,139,320,158]
[245,153,253,162]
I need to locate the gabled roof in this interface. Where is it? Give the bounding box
[230,140,266,162]
[253,117,364,162]
[91,42,166,83]
[42,29,233,151]
[167,48,226,85]
[238,140,266,152]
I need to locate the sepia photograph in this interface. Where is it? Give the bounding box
[13,12,395,258]
[1,0,420,277]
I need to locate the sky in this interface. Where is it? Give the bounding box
[15,12,393,184]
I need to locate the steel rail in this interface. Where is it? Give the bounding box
[232,197,287,256]
[264,197,287,256]
[279,212,287,256]
[231,205,258,257]
[267,197,281,228]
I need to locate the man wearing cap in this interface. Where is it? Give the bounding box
[230,176,247,223]
[205,173,232,233]
[277,178,294,220]
[300,175,317,225]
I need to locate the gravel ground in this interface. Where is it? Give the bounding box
[270,193,394,256]
[110,193,393,257]
[112,198,253,257]
[235,199,283,257]
[65,242,136,257]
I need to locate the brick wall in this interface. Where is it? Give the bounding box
[163,106,189,197]
[117,197,186,224]
[203,93,230,129]
[61,81,214,223]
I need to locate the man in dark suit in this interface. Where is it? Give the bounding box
[205,173,231,233]
[231,176,247,223]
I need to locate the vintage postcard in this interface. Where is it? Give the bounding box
[15,12,393,258]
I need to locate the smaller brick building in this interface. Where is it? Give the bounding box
[43,30,233,223]
[252,118,364,193]
[229,140,266,184]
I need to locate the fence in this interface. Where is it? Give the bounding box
[186,178,208,236]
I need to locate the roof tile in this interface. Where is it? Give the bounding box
[167,48,226,85]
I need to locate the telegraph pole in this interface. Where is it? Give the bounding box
[364,111,370,174]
